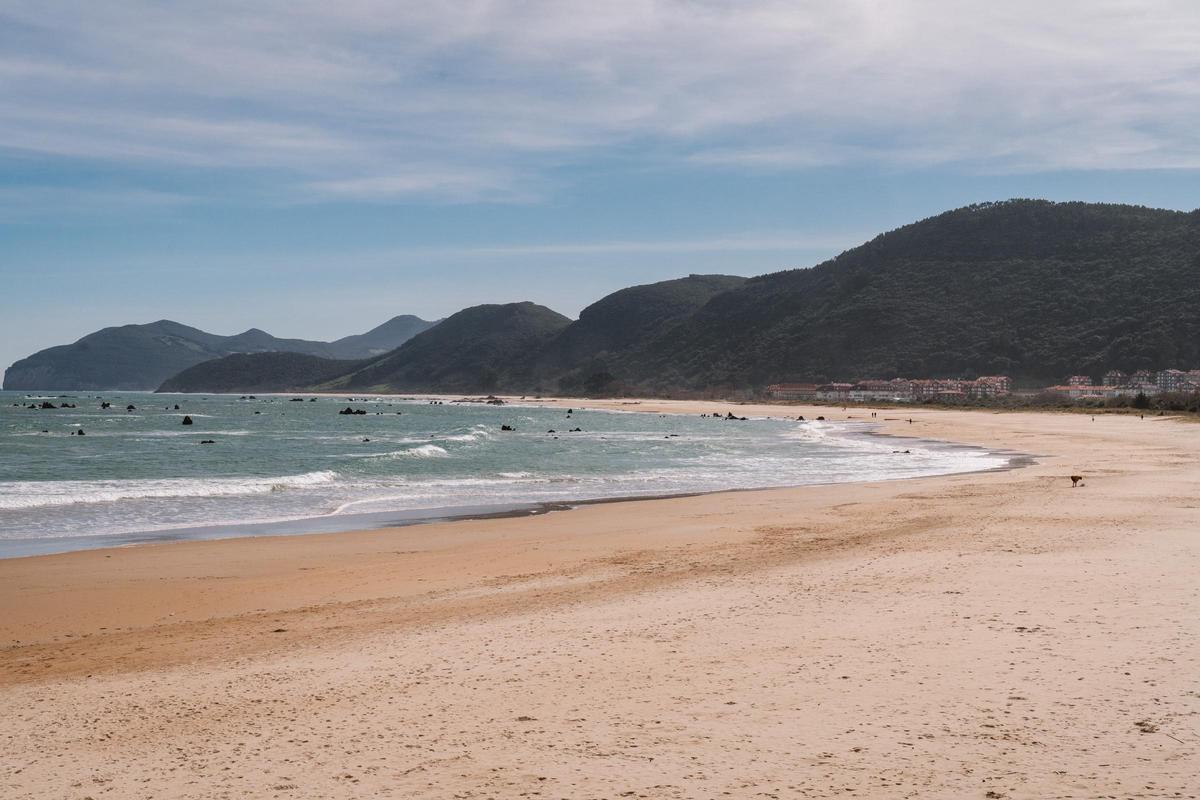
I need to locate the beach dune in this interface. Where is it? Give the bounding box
[1,402,1197,798]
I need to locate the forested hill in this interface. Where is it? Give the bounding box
[322,302,573,393]
[609,201,1200,391]
[155,200,1200,395]
[3,315,435,391]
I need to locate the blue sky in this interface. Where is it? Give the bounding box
[2,1,1199,371]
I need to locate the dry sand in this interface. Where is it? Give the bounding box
[1,402,1197,799]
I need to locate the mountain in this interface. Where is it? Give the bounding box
[67,199,1200,396]
[158,352,363,394]
[535,274,746,392]
[609,200,1200,391]
[325,315,438,359]
[323,302,571,393]
[156,279,744,395]
[3,316,436,391]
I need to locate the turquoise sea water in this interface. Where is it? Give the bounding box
[0,391,1009,557]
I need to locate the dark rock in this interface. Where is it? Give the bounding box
[40,402,57,409]
[181,415,194,425]
[500,424,515,431]
[126,404,136,411]
[200,440,215,444]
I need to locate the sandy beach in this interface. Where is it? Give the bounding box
[1,401,1197,799]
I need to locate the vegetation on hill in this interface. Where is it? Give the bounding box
[325,302,572,393]
[157,352,362,393]
[4,315,435,391]
[324,315,438,359]
[613,201,1200,392]
[63,201,1200,397]
[537,274,746,393]
[3,321,271,391]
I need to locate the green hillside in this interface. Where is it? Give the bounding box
[613,201,1200,391]
[327,302,572,393]
[157,352,363,394]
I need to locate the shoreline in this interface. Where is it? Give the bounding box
[0,406,1022,560]
[2,402,1197,797]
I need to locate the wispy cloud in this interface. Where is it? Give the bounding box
[0,185,194,221]
[306,167,536,203]
[2,1,1200,206]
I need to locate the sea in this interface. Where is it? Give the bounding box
[0,391,1011,557]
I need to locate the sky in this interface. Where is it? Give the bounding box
[2,0,1199,371]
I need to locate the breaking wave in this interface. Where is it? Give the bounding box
[0,470,340,510]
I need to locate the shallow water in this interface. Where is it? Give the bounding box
[0,392,1008,556]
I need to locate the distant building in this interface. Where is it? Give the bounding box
[1047,384,1117,400]
[1102,370,1127,387]
[766,383,818,400]
[768,374,1013,404]
[849,379,915,402]
[971,376,1013,398]
[1068,375,1092,387]
[815,383,854,401]
[1157,369,1189,393]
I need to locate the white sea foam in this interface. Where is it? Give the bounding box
[0,394,1013,553]
[362,444,449,460]
[0,470,340,510]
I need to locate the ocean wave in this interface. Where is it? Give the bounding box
[362,444,450,460]
[0,470,340,510]
[436,424,494,443]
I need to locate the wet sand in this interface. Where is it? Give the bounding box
[1,402,1197,798]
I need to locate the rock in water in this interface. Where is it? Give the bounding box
[181,415,194,425]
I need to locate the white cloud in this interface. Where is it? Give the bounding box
[307,167,534,202]
[0,185,193,221]
[2,0,1199,204]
